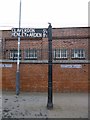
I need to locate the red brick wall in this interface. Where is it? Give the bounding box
[1,27,89,92]
[2,63,88,92]
[52,27,88,37]
[53,64,88,92]
[3,27,88,61]
[4,38,88,61]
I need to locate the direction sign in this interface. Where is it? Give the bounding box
[12,28,48,38]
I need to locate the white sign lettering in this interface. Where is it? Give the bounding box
[12,28,47,38]
[0,64,12,68]
[61,64,82,68]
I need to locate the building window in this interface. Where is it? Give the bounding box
[10,49,21,60]
[71,49,85,59]
[24,49,37,60]
[54,49,67,59]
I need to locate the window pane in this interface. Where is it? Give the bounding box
[54,49,67,59]
[25,49,37,59]
[10,49,21,60]
[71,49,85,59]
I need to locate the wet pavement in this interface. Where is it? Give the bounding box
[0,92,88,119]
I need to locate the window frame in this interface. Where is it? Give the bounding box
[71,49,85,59]
[54,49,68,59]
[9,49,21,60]
[24,49,37,60]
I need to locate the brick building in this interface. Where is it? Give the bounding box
[0,27,89,92]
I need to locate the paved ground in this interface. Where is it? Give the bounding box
[0,92,88,119]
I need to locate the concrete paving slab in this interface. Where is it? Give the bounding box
[1,92,88,118]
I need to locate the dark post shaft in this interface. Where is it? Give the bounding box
[47,23,53,109]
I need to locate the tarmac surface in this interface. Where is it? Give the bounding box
[0,92,88,119]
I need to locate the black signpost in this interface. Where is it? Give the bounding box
[12,23,53,109]
[47,23,53,109]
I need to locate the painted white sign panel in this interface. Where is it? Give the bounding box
[0,64,12,68]
[61,64,82,68]
[12,28,48,38]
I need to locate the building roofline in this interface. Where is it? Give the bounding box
[0,26,90,31]
[53,26,90,29]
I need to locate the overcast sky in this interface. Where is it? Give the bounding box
[0,0,89,30]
